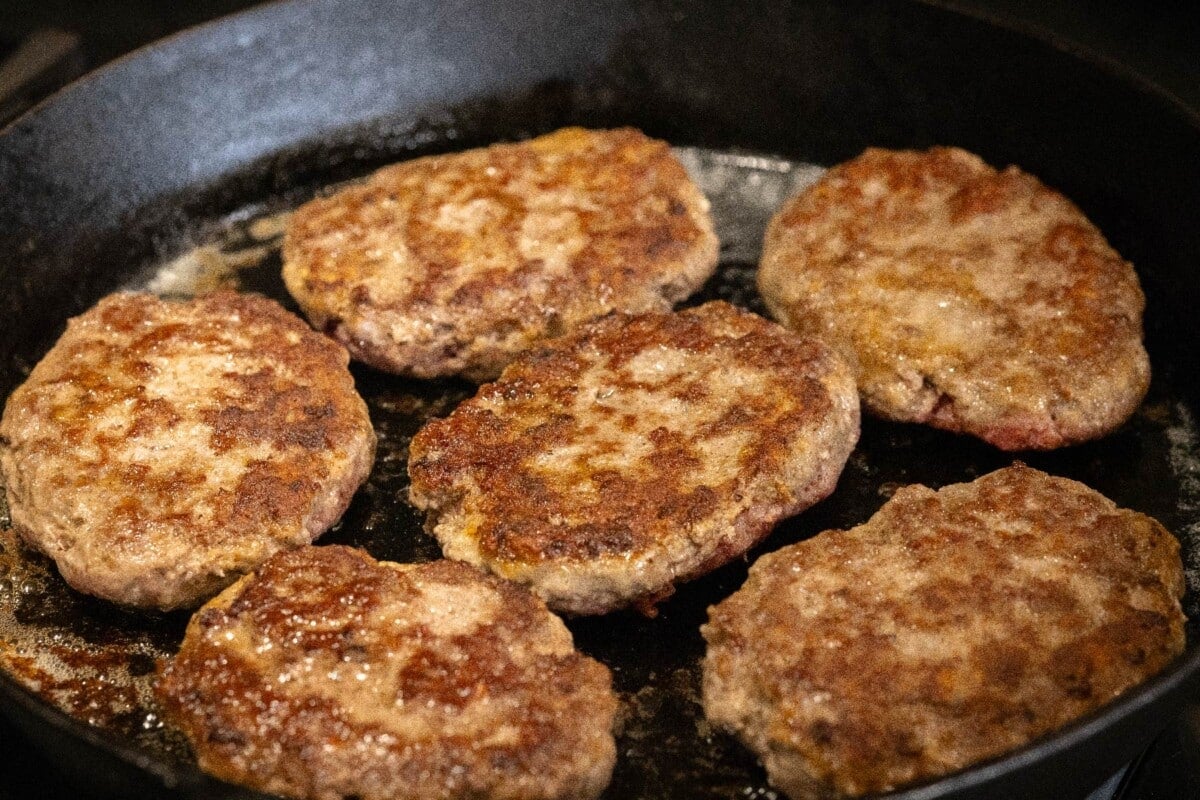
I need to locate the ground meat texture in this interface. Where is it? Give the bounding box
[156,546,618,800]
[407,301,860,616]
[757,146,1150,450]
[0,291,375,610]
[282,126,719,381]
[702,464,1187,800]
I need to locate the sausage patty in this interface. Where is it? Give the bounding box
[156,545,618,800]
[0,292,375,610]
[408,301,860,616]
[757,147,1150,450]
[702,464,1187,800]
[283,126,719,381]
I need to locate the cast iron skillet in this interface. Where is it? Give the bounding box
[2,1,1200,798]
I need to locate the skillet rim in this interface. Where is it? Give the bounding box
[2,1,1200,798]
[917,0,1200,133]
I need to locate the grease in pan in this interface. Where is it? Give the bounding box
[0,146,1197,800]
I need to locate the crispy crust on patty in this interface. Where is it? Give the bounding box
[0,292,375,610]
[407,301,860,616]
[702,464,1187,799]
[156,546,618,800]
[757,147,1150,450]
[283,126,719,381]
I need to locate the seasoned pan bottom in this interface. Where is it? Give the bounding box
[1,146,1197,800]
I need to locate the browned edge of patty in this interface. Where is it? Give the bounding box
[702,464,1187,799]
[282,126,719,380]
[0,291,376,610]
[156,545,618,800]
[758,146,1150,451]
[408,301,860,615]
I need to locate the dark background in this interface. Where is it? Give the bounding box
[1,1,1199,798]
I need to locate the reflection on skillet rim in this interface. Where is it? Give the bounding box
[2,2,1200,799]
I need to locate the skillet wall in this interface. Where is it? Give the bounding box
[1,1,1200,798]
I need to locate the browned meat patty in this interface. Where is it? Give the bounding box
[408,301,860,616]
[156,545,618,800]
[0,292,375,610]
[702,464,1187,800]
[757,147,1150,450]
[282,126,719,381]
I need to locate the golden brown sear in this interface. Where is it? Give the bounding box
[283,126,719,381]
[408,301,860,616]
[157,546,618,800]
[0,291,375,610]
[758,147,1150,450]
[702,464,1187,800]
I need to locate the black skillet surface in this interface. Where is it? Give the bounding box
[3,1,1200,799]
